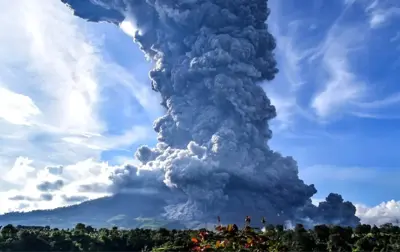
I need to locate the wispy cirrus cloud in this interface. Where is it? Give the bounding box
[354,92,400,109]
[266,0,400,129]
[365,0,400,28]
[310,25,368,119]
[265,0,318,129]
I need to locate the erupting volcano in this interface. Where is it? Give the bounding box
[0,0,359,228]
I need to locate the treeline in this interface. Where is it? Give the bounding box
[1,221,400,251]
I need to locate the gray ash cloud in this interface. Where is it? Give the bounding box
[8,194,54,202]
[61,0,360,226]
[36,180,64,192]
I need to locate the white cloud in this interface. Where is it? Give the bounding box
[311,197,324,206]
[364,0,400,28]
[3,157,36,185]
[0,87,41,125]
[311,25,367,118]
[354,92,400,109]
[357,200,400,226]
[61,126,154,151]
[0,158,129,214]
[0,0,159,207]
[344,0,357,6]
[367,6,400,28]
[390,31,400,42]
[350,111,400,119]
[119,20,139,37]
[350,91,400,119]
[0,0,106,171]
[366,0,380,12]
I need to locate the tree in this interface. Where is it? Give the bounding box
[328,233,351,252]
[314,224,330,242]
[355,224,371,235]
[355,236,375,251]
[74,223,86,231]
[1,224,17,239]
[292,224,316,251]
[372,225,380,234]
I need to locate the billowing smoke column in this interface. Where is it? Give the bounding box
[61,0,360,227]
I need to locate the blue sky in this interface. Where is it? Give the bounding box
[265,0,400,208]
[0,0,399,225]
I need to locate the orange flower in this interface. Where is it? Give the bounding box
[191,237,199,243]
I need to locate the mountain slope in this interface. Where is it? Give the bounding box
[0,194,177,229]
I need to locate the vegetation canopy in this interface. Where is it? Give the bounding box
[1,216,400,251]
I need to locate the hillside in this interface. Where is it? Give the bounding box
[0,194,185,229]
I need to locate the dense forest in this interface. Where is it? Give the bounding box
[1,217,400,251]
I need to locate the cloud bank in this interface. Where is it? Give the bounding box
[0,159,114,214]
[357,201,400,226]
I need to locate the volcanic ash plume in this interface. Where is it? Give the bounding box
[61,0,360,226]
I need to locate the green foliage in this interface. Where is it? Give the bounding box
[0,220,399,251]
